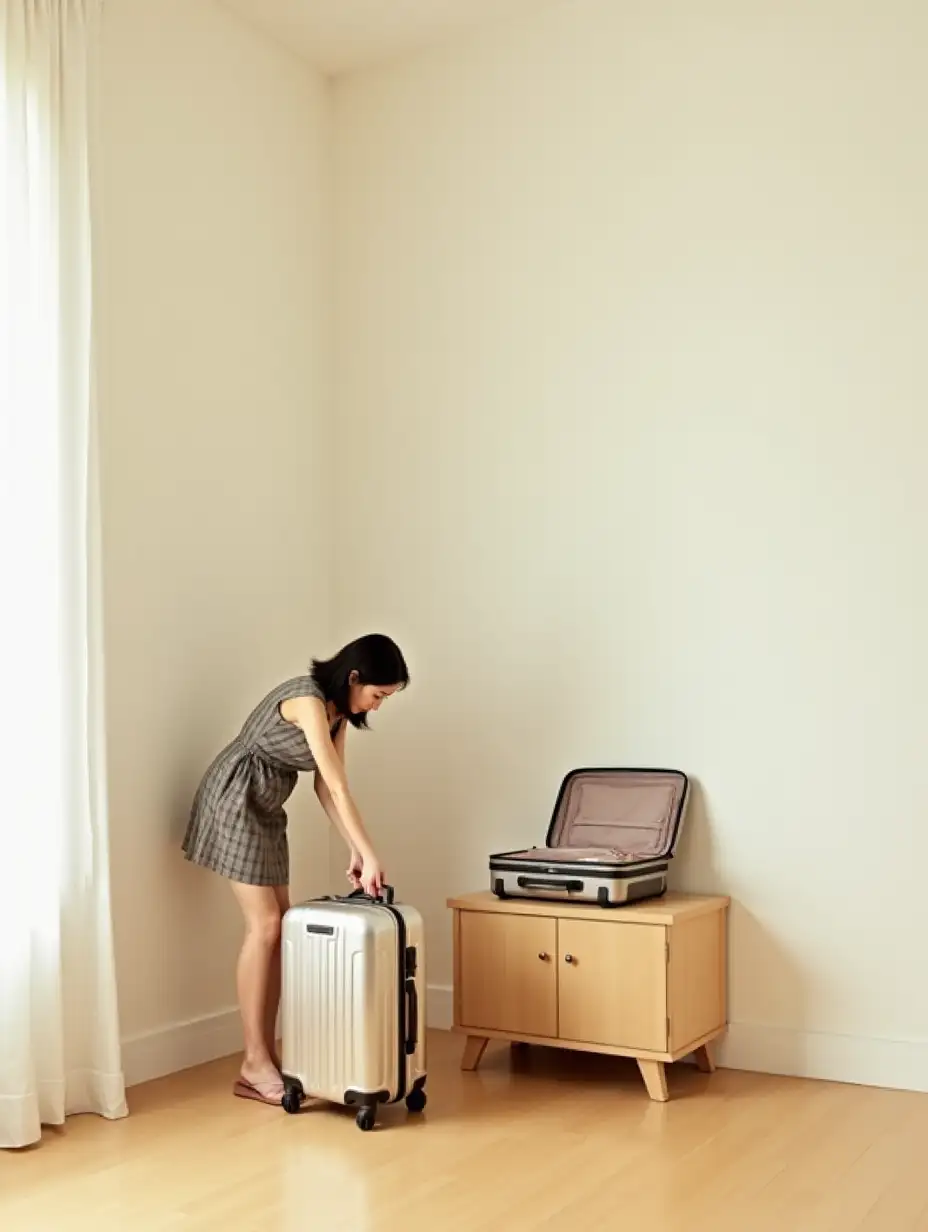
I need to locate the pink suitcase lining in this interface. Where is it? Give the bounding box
[504,770,685,865]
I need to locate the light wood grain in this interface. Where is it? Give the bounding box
[459,910,557,1037]
[558,918,667,1052]
[5,1031,928,1232]
[637,1059,669,1102]
[668,907,726,1052]
[452,904,463,1028]
[461,1036,488,1071]
[694,1042,716,1074]
[448,889,730,925]
[451,1021,723,1064]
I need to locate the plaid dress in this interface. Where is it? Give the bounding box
[182,675,340,886]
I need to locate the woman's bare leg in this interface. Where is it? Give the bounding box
[229,881,285,1097]
[264,885,290,1070]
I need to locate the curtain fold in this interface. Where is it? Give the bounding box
[0,0,127,1149]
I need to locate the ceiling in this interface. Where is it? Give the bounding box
[220,0,556,76]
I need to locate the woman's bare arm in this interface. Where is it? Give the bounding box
[313,719,353,849]
[314,722,364,887]
[281,695,377,863]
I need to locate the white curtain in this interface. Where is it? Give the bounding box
[0,0,126,1148]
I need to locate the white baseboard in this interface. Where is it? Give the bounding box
[122,994,453,1090]
[716,1022,928,1094]
[426,987,928,1094]
[427,984,454,1032]
[122,992,928,1097]
[122,1008,242,1089]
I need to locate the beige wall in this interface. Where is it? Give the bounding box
[95,0,331,1082]
[94,0,928,1093]
[333,0,928,1088]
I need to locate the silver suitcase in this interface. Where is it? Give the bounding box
[280,886,427,1131]
[489,768,689,907]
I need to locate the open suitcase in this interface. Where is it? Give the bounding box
[489,768,689,907]
[280,886,427,1131]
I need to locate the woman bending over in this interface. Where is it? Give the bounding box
[182,633,409,1105]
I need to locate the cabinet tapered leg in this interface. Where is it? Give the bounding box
[638,1059,669,1102]
[461,1036,489,1072]
[693,1043,716,1074]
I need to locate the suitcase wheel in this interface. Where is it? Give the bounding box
[282,1081,303,1115]
[356,1106,376,1132]
[405,1087,427,1114]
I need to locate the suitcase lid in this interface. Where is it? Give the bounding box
[545,768,689,861]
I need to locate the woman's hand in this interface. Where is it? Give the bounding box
[360,851,385,898]
[346,848,363,889]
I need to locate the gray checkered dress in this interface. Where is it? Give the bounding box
[182,675,341,887]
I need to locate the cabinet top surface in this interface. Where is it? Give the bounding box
[446,890,729,924]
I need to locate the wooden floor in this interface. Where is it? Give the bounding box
[3,1031,928,1232]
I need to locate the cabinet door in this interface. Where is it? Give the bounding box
[557,919,667,1052]
[458,912,557,1038]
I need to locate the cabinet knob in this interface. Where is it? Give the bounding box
[564,953,575,964]
[538,951,549,961]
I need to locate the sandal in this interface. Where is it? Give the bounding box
[233,1076,285,1106]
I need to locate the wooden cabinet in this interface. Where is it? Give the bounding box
[449,891,729,1102]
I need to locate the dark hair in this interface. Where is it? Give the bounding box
[310,634,409,729]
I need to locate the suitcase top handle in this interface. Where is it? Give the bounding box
[343,884,395,906]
